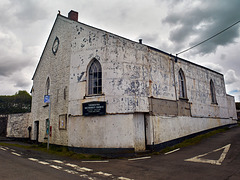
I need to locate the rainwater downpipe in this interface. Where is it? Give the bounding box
[151,117,155,151]
[172,55,178,114]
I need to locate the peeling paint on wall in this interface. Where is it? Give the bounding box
[31,13,237,153]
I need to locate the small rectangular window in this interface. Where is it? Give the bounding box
[64,86,67,100]
[56,89,59,102]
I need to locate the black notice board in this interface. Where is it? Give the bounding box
[82,101,106,116]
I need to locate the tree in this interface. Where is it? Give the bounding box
[236,102,240,110]
[0,91,32,114]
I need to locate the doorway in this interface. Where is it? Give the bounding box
[34,121,39,143]
[0,115,8,137]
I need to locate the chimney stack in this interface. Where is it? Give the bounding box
[68,10,78,21]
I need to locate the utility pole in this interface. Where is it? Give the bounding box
[44,95,51,150]
[47,97,51,150]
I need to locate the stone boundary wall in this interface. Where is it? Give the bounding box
[7,113,32,138]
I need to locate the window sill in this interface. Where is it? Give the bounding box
[84,93,105,99]
[179,97,189,101]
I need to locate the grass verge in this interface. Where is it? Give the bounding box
[0,142,103,160]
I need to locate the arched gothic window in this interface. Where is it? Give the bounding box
[210,79,217,104]
[46,77,50,95]
[88,59,102,95]
[178,69,187,99]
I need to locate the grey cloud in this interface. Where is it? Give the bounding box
[13,0,48,22]
[163,0,240,55]
[0,62,19,76]
[191,23,239,55]
[200,62,224,73]
[0,57,31,77]
[138,33,160,44]
[203,62,224,73]
[13,77,32,88]
[224,69,239,85]
[220,54,226,60]
[0,0,49,28]
[169,25,194,42]
[0,31,32,77]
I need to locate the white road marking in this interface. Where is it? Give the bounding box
[0,147,7,151]
[50,165,62,170]
[79,174,94,180]
[65,163,78,168]
[164,148,180,155]
[74,167,86,173]
[94,171,112,177]
[11,152,21,156]
[118,177,133,180]
[52,160,64,164]
[29,159,92,179]
[28,158,39,162]
[38,161,50,165]
[128,156,151,161]
[78,167,93,172]
[64,169,79,175]
[10,149,15,152]
[82,160,109,163]
[65,163,93,172]
[185,144,231,165]
[27,157,131,180]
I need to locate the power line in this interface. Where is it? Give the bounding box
[176,20,240,56]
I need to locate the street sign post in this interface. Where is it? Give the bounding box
[44,95,51,150]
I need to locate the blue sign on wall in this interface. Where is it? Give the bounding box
[44,95,50,103]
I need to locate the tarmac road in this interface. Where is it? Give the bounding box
[0,147,82,180]
[1,125,240,180]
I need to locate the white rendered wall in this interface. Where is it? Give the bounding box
[31,16,72,145]
[68,113,146,151]
[226,95,237,120]
[146,115,237,145]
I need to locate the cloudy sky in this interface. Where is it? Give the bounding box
[0,0,239,101]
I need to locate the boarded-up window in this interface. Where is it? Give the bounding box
[59,114,67,130]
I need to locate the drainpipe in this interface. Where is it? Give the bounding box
[171,54,178,115]
[151,117,155,152]
[171,55,177,101]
